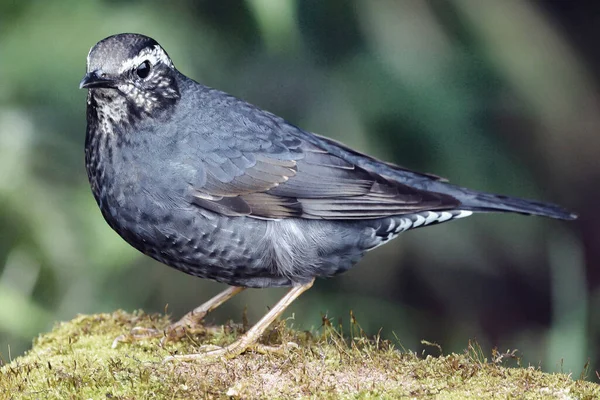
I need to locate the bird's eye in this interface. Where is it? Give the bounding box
[135,60,151,79]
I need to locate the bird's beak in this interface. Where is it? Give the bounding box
[79,71,117,89]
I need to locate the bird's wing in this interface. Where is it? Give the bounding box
[191,133,460,220]
[310,133,448,182]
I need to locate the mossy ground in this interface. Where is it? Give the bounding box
[0,311,598,399]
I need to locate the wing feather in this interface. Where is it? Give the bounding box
[192,136,459,220]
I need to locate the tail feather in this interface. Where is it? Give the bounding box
[429,183,577,220]
[459,190,576,220]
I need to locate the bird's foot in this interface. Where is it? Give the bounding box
[112,287,246,349]
[163,340,299,362]
[112,326,162,349]
[159,319,216,346]
[111,320,214,349]
[163,280,314,362]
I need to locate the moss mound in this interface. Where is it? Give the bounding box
[0,311,598,399]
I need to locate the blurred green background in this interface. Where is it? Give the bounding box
[0,0,597,379]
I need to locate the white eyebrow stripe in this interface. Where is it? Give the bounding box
[119,45,173,73]
[86,45,93,68]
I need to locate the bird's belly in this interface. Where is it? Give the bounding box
[98,193,292,286]
[97,185,371,288]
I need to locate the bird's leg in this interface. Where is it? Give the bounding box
[159,286,246,345]
[112,286,245,348]
[164,278,315,361]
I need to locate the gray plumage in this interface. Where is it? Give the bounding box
[81,33,576,289]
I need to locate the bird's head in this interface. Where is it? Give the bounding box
[80,33,180,117]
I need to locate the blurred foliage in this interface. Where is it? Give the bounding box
[0,0,597,381]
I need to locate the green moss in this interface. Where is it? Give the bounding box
[1,311,598,399]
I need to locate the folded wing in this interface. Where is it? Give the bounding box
[191,137,460,220]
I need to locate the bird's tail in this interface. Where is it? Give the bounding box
[436,184,577,221]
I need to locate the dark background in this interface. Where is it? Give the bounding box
[0,0,598,379]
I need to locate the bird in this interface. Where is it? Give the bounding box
[80,33,576,361]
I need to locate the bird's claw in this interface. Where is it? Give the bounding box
[111,326,162,349]
[252,341,299,355]
[159,322,209,346]
[112,323,211,349]
[163,341,299,362]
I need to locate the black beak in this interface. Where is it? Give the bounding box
[79,71,117,89]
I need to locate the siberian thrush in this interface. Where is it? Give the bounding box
[80,33,576,360]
